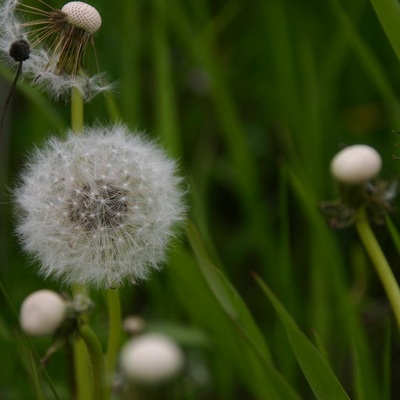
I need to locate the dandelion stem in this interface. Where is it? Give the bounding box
[355,207,400,332]
[73,338,93,400]
[0,61,23,135]
[105,287,123,395]
[72,285,93,400]
[71,86,84,133]
[70,82,88,398]
[78,325,107,400]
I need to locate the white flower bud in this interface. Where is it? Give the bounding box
[120,333,184,384]
[20,290,67,336]
[330,144,382,184]
[122,315,146,335]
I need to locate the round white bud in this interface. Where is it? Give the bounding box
[120,333,184,384]
[330,144,382,184]
[122,315,146,335]
[61,1,102,34]
[20,290,68,336]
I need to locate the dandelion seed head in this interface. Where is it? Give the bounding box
[15,125,186,288]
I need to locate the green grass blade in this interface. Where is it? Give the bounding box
[254,274,351,400]
[370,0,400,62]
[169,2,276,265]
[29,351,45,400]
[186,222,270,359]
[385,216,400,255]
[152,0,181,157]
[186,222,302,400]
[328,0,400,123]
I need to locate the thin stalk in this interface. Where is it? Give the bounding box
[70,85,88,398]
[78,325,107,400]
[29,351,45,400]
[73,339,93,400]
[72,283,92,400]
[355,207,400,332]
[105,287,122,396]
[71,86,84,133]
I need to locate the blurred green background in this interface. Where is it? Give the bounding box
[2,0,400,398]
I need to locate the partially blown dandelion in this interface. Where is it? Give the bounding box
[15,125,185,288]
[0,0,111,100]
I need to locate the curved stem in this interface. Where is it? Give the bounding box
[78,325,107,400]
[73,338,93,400]
[105,287,122,393]
[355,207,400,332]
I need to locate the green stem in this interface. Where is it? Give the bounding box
[355,207,400,332]
[70,84,88,398]
[73,339,93,400]
[105,287,122,394]
[72,285,92,400]
[71,86,84,133]
[78,325,107,400]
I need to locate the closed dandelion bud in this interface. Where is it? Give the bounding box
[120,333,184,384]
[9,39,29,62]
[330,144,382,185]
[123,315,146,335]
[20,290,67,336]
[15,125,185,288]
[321,144,395,228]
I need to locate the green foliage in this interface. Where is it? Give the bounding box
[255,274,350,400]
[2,0,400,398]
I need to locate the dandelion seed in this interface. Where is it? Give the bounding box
[15,125,186,288]
[0,0,112,100]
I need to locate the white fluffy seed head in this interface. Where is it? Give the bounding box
[61,1,102,34]
[20,290,67,336]
[330,144,382,184]
[120,333,184,384]
[15,125,185,288]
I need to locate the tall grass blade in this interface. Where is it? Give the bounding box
[254,274,351,400]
